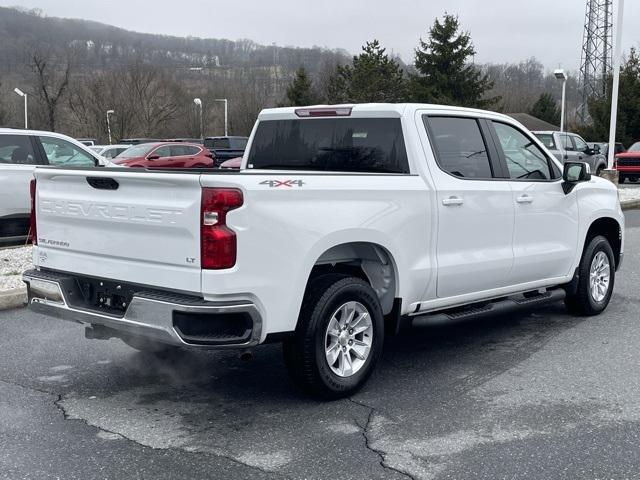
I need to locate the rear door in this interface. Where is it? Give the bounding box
[0,134,41,237]
[489,121,578,284]
[422,114,515,299]
[34,168,203,293]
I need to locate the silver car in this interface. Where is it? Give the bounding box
[533,131,607,175]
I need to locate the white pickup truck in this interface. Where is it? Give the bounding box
[23,104,624,398]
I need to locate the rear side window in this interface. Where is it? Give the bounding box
[0,135,37,165]
[534,133,556,150]
[247,118,409,173]
[425,116,493,179]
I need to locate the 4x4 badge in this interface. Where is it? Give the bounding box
[260,180,305,188]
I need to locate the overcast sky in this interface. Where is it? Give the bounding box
[2,0,639,71]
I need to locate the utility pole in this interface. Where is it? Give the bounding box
[606,0,624,172]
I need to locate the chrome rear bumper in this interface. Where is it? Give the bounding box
[22,269,262,349]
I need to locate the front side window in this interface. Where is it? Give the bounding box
[573,136,588,152]
[493,122,553,180]
[0,135,37,165]
[426,116,493,179]
[152,146,172,158]
[248,118,409,173]
[39,137,96,166]
[560,134,575,151]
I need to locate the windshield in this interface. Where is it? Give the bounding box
[114,144,154,159]
[247,118,409,173]
[629,142,640,153]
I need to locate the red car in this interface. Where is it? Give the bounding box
[615,141,640,183]
[113,142,214,168]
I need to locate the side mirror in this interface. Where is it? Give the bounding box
[563,161,591,194]
[591,144,601,154]
[147,154,160,161]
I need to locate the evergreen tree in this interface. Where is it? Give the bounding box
[327,40,406,103]
[576,48,640,145]
[529,93,561,126]
[410,14,498,108]
[285,67,317,106]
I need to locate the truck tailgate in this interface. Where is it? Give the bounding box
[33,168,202,293]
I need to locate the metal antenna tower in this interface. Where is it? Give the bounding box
[579,0,613,122]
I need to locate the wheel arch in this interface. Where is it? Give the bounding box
[585,217,622,268]
[307,241,400,317]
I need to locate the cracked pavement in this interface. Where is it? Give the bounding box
[0,210,639,480]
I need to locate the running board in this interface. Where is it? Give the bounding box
[409,288,566,328]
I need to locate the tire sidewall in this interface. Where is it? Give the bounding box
[581,236,615,313]
[310,280,384,395]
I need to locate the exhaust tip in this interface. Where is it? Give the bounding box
[239,349,253,361]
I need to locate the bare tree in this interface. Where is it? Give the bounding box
[30,49,71,131]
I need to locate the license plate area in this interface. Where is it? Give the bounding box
[67,276,137,316]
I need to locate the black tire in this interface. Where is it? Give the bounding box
[283,274,384,399]
[596,166,604,177]
[565,235,615,316]
[619,175,626,184]
[120,334,183,358]
[629,177,638,183]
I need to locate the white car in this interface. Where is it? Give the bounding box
[0,129,111,243]
[23,104,624,398]
[90,144,132,160]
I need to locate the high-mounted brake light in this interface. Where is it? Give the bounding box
[201,188,243,269]
[295,107,352,118]
[29,179,37,245]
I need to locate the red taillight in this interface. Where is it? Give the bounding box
[201,188,243,269]
[29,179,37,245]
[295,107,352,117]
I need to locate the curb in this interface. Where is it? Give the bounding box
[621,199,640,211]
[0,287,27,311]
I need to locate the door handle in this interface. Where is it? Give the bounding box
[442,196,464,206]
[516,194,533,204]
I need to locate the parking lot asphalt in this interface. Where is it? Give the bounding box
[0,211,639,480]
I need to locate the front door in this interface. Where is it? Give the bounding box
[422,115,515,299]
[490,121,579,284]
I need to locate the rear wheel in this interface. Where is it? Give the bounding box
[619,175,627,184]
[283,274,384,399]
[565,235,615,316]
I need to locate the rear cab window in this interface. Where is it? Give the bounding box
[247,118,410,173]
[533,133,557,150]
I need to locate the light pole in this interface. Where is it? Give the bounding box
[214,98,228,136]
[607,0,625,171]
[106,110,114,145]
[193,98,203,140]
[554,69,567,133]
[14,88,27,129]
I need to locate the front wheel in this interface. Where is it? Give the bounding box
[565,235,615,316]
[283,274,384,399]
[596,166,604,177]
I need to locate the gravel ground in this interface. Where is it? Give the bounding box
[0,245,32,291]
[618,183,640,203]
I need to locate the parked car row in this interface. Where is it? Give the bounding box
[0,129,110,243]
